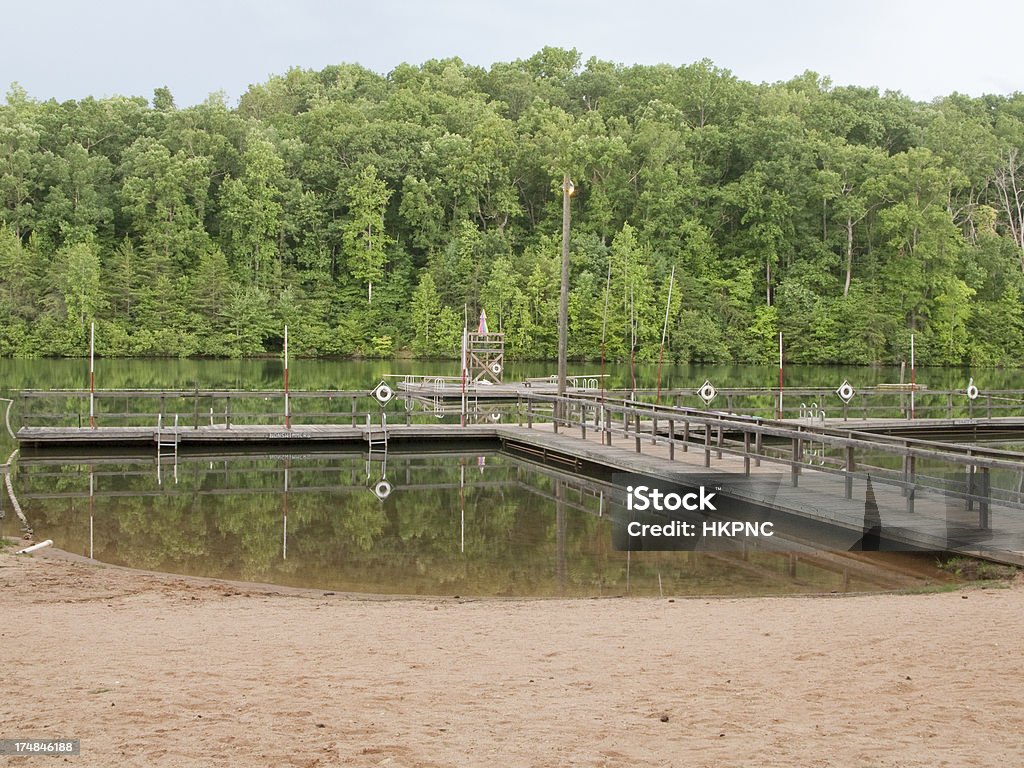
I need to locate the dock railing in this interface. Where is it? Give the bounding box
[515,390,1024,528]
[16,388,485,431]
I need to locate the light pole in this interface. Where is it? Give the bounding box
[556,173,574,427]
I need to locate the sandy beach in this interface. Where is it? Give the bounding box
[2,547,1023,767]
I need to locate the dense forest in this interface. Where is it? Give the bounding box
[2,48,1024,364]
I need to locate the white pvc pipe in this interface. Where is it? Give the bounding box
[16,539,53,554]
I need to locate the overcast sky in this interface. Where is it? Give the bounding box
[3,0,1021,106]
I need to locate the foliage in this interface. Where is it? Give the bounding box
[2,59,1024,364]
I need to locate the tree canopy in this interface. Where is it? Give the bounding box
[3,50,1024,365]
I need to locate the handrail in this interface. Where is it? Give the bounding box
[521,390,1024,473]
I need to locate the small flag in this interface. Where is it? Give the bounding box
[478,309,488,335]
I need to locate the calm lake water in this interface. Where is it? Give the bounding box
[3,447,953,597]
[0,359,995,596]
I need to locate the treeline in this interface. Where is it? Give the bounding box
[2,48,1024,364]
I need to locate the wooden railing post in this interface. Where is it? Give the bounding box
[743,431,750,476]
[792,437,801,487]
[979,467,990,529]
[683,420,689,452]
[906,454,916,514]
[668,418,675,461]
[845,446,854,499]
[634,411,641,454]
[704,423,711,468]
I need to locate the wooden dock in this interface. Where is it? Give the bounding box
[16,423,501,447]
[12,420,1024,567]
[11,387,1024,567]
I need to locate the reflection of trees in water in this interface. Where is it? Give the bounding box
[22,453,936,596]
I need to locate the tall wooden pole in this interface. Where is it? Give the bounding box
[910,333,915,420]
[656,266,675,404]
[778,332,784,419]
[556,174,572,423]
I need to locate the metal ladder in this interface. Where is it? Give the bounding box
[156,413,180,485]
[364,412,388,451]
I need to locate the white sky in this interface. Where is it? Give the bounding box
[3,0,1021,106]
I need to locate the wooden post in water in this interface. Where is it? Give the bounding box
[89,322,96,429]
[284,326,290,430]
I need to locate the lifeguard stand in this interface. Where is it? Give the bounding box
[467,332,505,383]
[466,309,504,383]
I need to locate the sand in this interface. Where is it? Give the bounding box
[2,548,1023,767]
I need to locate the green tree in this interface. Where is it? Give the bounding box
[343,165,392,303]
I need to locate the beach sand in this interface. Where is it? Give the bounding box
[2,548,1022,767]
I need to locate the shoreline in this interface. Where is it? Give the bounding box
[3,548,1023,766]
